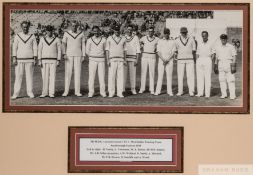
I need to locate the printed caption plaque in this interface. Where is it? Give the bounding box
[68,127,183,173]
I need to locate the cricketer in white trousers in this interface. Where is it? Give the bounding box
[139,53,156,93]
[123,34,141,93]
[177,59,195,95]
[12,32,37,98]
[108,61,124,96]
[214,42,237,99]
[175,35,196,96]
[41,60,57,96]
[88,59,106,96]
[155,59,174,95]
[38,36,61,97]
[62,30,86,96]
[64,56,82,95]
[13,62,34,97]
[106,34,127,97]
[218,60,236,98]
[196,57,212,97]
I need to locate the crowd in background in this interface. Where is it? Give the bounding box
[11,10,213,37]
[10,10,240,52]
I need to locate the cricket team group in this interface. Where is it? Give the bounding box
[11,20,237,100]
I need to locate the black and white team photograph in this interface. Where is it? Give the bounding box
[8,7,245,108]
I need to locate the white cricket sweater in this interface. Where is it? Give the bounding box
[62,30,86,57]
[12,32,38,62]
[38,36,61,63]
[125,34,141,62]
[105,34,127,62]
[140,35,159,58]
[86,36,106,62]
[175,35,196,60]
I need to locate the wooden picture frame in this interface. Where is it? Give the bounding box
[2,3,250,113]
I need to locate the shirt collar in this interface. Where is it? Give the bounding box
[92,35,101,40]
[113,34,121,38]
[180,34,189,40]
[20,32,32,36]
[163,37,171,40]
[221,43,229,47]
[147,35,155,39]
[201,40,209,44]
[125,34,133,37]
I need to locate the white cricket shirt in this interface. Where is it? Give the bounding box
[157,37,176,61]
[196,40,214,58]
[214,42,237,61]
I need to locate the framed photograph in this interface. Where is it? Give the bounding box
[2,3,249,113]
[68,127,183,173]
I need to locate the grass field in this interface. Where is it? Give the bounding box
[10,52,243,107]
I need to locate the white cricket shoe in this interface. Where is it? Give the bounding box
[75,93,82,97]
[62,93,68,97]
[11,96,18,100]
[39,94,47,98]
[220,95,227,99]
[101,93,107,98]
[117,94,124,98]
[139,90,144,94]
[230,96,236,100]
[131,90,137,95]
